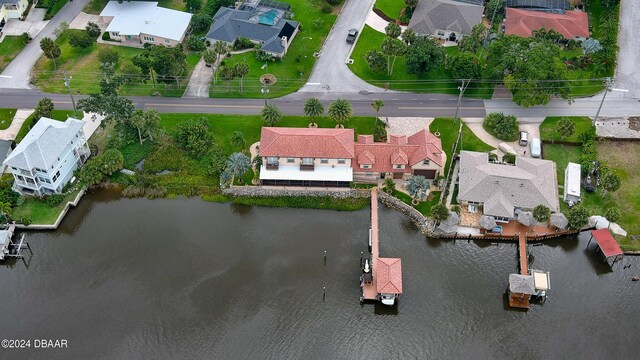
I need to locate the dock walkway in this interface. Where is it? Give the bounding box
[362,188,379,300]
[519,233,528,275]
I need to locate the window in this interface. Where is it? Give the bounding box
[437,31,445,36]
[267,157,278,164]
[16,175,23,181]
[11,167,17,170]
[320,159,329,164]
[337,159,346,164]
[52,171,60,182]
[165,39,170,44]
[360,164,371,169]
[287,158,295,163]
[39,177,51,184]
[302,158,313,165]
[422,160,430,165]
[143,36,155,42]
[396,165,403,169]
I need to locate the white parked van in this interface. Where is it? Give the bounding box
[530,138,541,158]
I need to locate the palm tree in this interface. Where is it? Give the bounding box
[328,99,352,128]
[261,104,283,126]
[406,175,430,204]
[0,202,12,221]
[234,62,250,93]
[230,131,246,151]
[212,41,228,85]
[203,49,217,66]
[143,109,160,141]
[226,152,251,183]
[129,110,146,145]
[304,98,324,128]
[371,99,384,126]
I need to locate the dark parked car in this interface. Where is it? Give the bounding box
[346,28,358,44]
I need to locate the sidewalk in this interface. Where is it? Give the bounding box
[0,109,34,140]
[365,9,406,34]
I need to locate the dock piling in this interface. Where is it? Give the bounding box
[324,251,326,267]
[323,286,326,302]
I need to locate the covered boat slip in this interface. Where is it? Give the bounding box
[587,229,624,268]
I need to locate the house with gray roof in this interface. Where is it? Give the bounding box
[408,0,485,41]
[206,1,299,58]
[458,151,559,222]
[3,118,90,196]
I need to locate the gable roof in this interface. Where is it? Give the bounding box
[457,151,559,218]
[206,6,299,55]
[3,118,84,171]
[99,1,192,41]
[408,0,484,36]
[376,258,403,294]
[354,130,444,173]
[505,8,589,39]
[259,127,355,158]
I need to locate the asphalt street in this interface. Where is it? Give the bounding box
[0,0,90,89]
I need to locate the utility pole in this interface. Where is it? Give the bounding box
[594,77,628,125]
[261,83,269,106]
[454,79,470,123]
[63,71,77,117]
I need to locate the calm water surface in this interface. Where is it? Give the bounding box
[0,190,639,359]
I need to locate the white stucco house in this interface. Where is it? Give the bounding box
[0,0,28,28]
[3,117,90,196]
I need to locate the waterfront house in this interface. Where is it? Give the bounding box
[0,0,28,29]
[353,130,445,181]
[206,0,299,58]
[408,0,485,42]
[457,151,559,223]
[258,127,354,187]
[0,139,13,173]
[98,1,192,48]
[504,7,589,40]
[3,117,90,196]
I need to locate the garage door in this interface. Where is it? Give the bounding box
[393,172,404,179]
[414,170,436,179]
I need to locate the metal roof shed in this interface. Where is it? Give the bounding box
[588,229,624,269]
[563,162,581,205]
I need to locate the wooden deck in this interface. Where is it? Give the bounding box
[362,188,379,301]
[518,233,528,275]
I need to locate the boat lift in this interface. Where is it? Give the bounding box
[1,224,32,266]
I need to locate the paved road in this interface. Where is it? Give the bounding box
[484,97,640,118]
[0,89,486,117]
[614,0,640,99]
[298,0,382,94]
[0,0,90,89]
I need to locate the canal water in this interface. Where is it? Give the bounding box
[0,192,639,359]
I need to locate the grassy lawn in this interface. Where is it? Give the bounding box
[0,36,26,72]
[0,109,16,131]
[37,0,70,19]
[544,142,640,250]
[374,0,405,19]
[12,189,81,225]
[32,30,200,96]
[15,110,76,143]
[347,25,494,98]
[391,189,441,216]
[210,0,339,98]
[540,116,593,143]
[429,117,494,174]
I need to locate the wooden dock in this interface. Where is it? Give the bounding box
[518,233,528,275]
[362,188,379,301]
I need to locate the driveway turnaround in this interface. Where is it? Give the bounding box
[614,0,640,99]
[299,0,382,94]
[0,0,90,89]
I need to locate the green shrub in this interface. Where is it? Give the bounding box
[503,153,516,164]
[321,4,332,13]
[68,31,93,49]
[143,146,186,173]
[41,194,65,207]
[85,22,101,38]
[186,34,206,51]
[102,32,111,41]
[97,47,119,65]
[483,112,519,141]
[233,37,254,50]
[203,145,227,176]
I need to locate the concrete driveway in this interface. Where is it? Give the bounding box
[0,0,90,89]
[183,58,214,98]
[299,0,383,95]
[613,0,640,99]
[464,117,542,157]
[1,8,48,37]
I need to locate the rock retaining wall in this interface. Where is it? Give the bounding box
[377,190,436,236]
[223,186,371,199]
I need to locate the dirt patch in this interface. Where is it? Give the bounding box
[629,117,640,131]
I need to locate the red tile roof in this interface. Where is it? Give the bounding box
[505,8,589,39]
[259,127,355,158]
[354,129,444,173]
[376,258,403,294]
[591,228,624,258]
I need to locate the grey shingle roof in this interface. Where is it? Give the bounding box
[206,6,298,55]
[458,151,559,218]
[408,0,484,36]
[0,0,20,5]
[509,274,535,294]
[0,140,12,164]
[3,118,84,171]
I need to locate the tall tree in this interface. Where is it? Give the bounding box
[407,175,430,203]
[328,99,352,128]
[77,93,134,125]
[430,203,449,223]
[33,97,54,120]
[226,152,251,183]
[203,49,217,66]
[400,28,416,45]
[533,205,551,223]
[185,0,201,13]
[174,117,212,158]
[99,149,124,175]
[604,207,621,228]
[129,110,146,145]
[143,109,160,142]
[304,98,324,127]
[261,104,283,126]
[404,0,418,10]
[380,37,406,76]
[230,131,246,151]
[567,205,589,230]
[556,117,576,141]
[385,22,401,38]
[458,24,486,53]
[0,201,12,221]
[405,36,444,75]
[600,171,621,196]
[40,37,61,70]
[233,62,250,93]
[213,40,228,64]
[446,52,481,80]
[365,49,387,73]
[371,99,384,125]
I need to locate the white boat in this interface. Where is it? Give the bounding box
[380,293,396,306]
